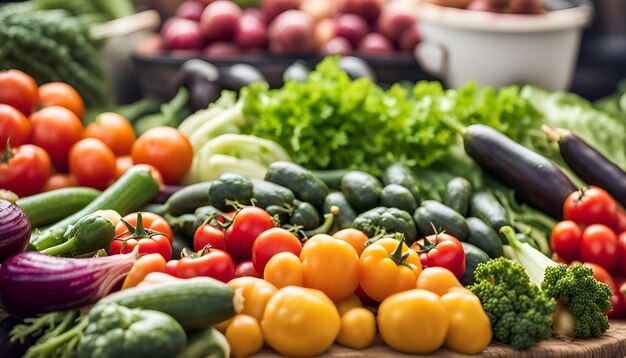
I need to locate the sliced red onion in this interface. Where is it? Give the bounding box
[0,200,30,262]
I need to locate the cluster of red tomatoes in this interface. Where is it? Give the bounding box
[551,186,626,317]
[0,69,193,198]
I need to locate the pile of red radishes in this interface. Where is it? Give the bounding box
[426,0,544,14]
[160,0,420,57]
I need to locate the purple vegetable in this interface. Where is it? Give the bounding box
[0,249,140,318]
[152,185,184,204]
[0,200,30,262]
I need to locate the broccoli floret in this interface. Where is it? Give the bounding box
[541,264,613,339]
[469,257,556,350]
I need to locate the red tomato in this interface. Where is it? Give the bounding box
[563,186,618,228]
[612,277,626,319]
[38,82,84,119]
[550,220,583,263]
[193,224,226,252]
[615,210,626,235]
[165,260,179,276]
[42,173,78,192]
[252,228,302,275]
[84,112,135,156]
[354,284,377,306]
[0,143,51,197]
[0,69,38,116]
[131,127,193,184]
[583,261,623,317]
[68,138,116,190]
[30,106,83,171]
[225,206,275,262]
[109,212,174,260]
[234,260,262,278]
[580,224,619,273]
[617,233,626,277]
[176,248,235,282]
[0,104,31,146]
[114,155,134,179]
[410,233,466,279]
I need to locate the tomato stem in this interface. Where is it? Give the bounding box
[414,222,441,253]
[114,212,167,252]
[389,235,411,267]
[1,139,14,163]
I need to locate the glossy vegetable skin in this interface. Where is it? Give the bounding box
[16,187,100,228]
[0,200,30,262]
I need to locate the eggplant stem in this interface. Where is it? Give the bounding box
[439,115,467,135]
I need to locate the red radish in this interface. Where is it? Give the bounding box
[235,11,268,49]
[176,1,206,21]
[339,0,383,24]
[204,42,243,58]
[243,7,266,22]
[398,25,420,52]
[313,18,337,50]
[377,4,416,42]
[510,0,544,14]
[135,33,165,55]
[200,0,243,42]
[268,10,315,55]
[194,0,216,4]
[358,32,394,54]
[263,0,301,23]
[336,14,369,48]
[320,37,352,55]
[163,18,204,50]
[300,0,336,20]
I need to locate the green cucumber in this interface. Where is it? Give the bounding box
[30,166,160,251]
[469,191,511,234]
[179,328,230,358]
[414,200,469,241]
[466,217,504,259]
[265,162,329,210]
[380,184,418,213]
[341,171,382,212]
[323,192,357,230]
[209,173,253,212]
[16,187,101,228]
[266,205,290,226]
[289,202,320,230]
[165,182,212,217]
[382,163,421,204]
[443,177,473,216]
[250,178,296,209]
[312,169,350,190]
[95,278,240,331]
[460,242,490,286]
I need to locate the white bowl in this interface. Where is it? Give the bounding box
[414,2,593,90]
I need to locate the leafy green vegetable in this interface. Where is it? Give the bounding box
[594,80,626,122]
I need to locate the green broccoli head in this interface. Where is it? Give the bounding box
[541,264,613,339]
[469,257,557,350]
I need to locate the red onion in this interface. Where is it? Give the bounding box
[0,248,140,318]
[0,200,30,262]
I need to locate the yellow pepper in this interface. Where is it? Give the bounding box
[261,286,340,357]
[441,289,492,355]
[227,277,277,322]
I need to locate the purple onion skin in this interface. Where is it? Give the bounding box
[151,185,184,204]
[0,200,30,262]
[0,250,139,318]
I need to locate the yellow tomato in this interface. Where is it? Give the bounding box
[300,234,359,302]
[227,277,277,322]
[213,317,232,333]
[377,289,449,354]
[333,228,369,256]
[226,314,264,358]
[416,266,463,296]
[335,293,363,316]
[359,238,422,302]
[262,286,340,357]
[441,290,492,354]
[263,252,303,288]
[336,308,376,350]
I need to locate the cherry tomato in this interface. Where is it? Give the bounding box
[114,155,134,179]
[609,277,626,318]
[617,233,626,277]
[333,228,368,256]
[614,210,626,235]
[617,278,626,318]
[193,223,226,252]
[38,82,84,119]
[0,104,31,146]
[235,260,262,278]
[131,127,193,184]
[584,262,616,288]
[0,143,51,197]
[30,106,83,171]
[225,206,275,262]
[0,69,38,116]
[165,260,179,276]
[109,212,174,260]
[580,224,618,273]
[411,233,466,279]
[69,138,116,190]
[42,173,78,192]
[263,252,303,289]
[550,220,583,263]
[84,112,135,156]
[564,186,618,228]
[176,247,235,282]
[252,228,302,275]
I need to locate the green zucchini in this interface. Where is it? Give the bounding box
[460,242,490,286]
[466,217,504,259]
[95,278,241,331]
[443,177,473,216]
[16,187,101,228]
[179,328,230,358]
[414,200,469,241]
[30,166,160,251]
[312,169,350,190]
[380,184,418,213]
[382,163,421,204]
[341,171,382,212]
[323,192,357,230]
[290,202,320,230]
[209,173,253,212]
[165,181,212,217]
[265,162,329,210]
[140,203,167,216]
[469,191,511,234]
[250,178,296,209]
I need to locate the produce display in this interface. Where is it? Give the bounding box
[2,0,626,355]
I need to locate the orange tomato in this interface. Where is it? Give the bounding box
[263,252,303,289]
[115,155,134,179]
[131,127,193,184]
[0,104,31,146]
[122,253,166,290]
[0,69,38,116]
[84,112,135,156]
[416,266,463,296]
[42,173,78,192]
[38,82,84,119]
[333,228,369,256]
[69,138,116,190]
[30,106,83,171]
